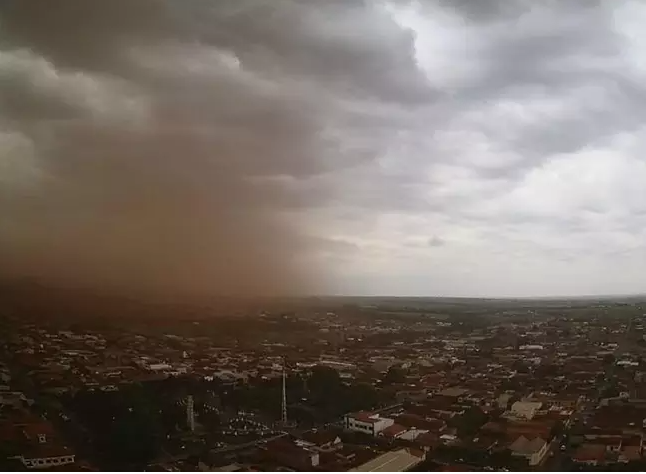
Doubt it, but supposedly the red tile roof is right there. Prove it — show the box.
[301,429,341,447]
[380,424,408,438]
[415,432,440,448]
[395,414,446,432]
[350,411,379,423]
[21,443,74,460]
[572,444,606,464]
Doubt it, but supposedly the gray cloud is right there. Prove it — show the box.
[428,236,446,248]
[1,0,646,298]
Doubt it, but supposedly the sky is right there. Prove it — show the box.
[1,0,646,298]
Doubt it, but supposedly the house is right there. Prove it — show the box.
[344,412,395,436]
[509,401,543,420]
[379,423,408,440]
[497,393,513,410]
[415,432,440,452]
[572,444,607,466]
[395,414,446,433]
[508,435,549,466]
[396,389,428,403]
[587,435,624,453]
[618,445,642,463]
[15,445,76,470]
[4,421,76,470]
[438,387,469,399]
[481,419,553,441]
[197,462,244,472]
[399,428,431,442]
[411,399,466,419]
[301,429,343,452]
[262,437,320,471]
[0,392,28,410]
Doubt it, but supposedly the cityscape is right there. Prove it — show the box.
[1,284,646,471]
[3,0,646,472]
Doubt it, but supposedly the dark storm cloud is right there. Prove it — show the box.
[3,0,416,297]
[3,0,646,298]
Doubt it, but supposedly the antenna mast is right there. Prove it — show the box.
[281,358,288,426]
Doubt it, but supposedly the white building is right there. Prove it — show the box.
[10,433,76,470]
[18,453,76,470]
[399,428,429,441]
[344,412,394,436]
[509,435,549,466]
[519,344,544,351]
[510,401,543,420]
[147,362,172,371]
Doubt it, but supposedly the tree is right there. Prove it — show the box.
[600,384,620,399]
[450,406,488,437]
[489,449,514,468]
[65,384,165,469]
[382,366,406,385]
[309,366,342,396]
[344,383,380,412]
[108,408,162,467]
[511,360,530,374]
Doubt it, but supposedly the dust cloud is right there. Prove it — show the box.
[0,0,333,299]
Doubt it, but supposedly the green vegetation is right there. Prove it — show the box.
[222,365,387,423]
[64,383,169,469]
[449,406,488,437]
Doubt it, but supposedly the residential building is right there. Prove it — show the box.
[345,412,395,436]
[510,401,543,420]
[508,435,549,466]
[262,438,320,471]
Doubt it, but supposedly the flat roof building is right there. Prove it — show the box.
[349,448,423,472]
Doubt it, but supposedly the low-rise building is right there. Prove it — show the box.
[349,448,424,472]
[508,435,549,466]
[262,437,320,471]
[509,401,543,420]
[345,412,395,436]
[301,428,343,452]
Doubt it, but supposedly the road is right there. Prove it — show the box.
[542,437,567,471]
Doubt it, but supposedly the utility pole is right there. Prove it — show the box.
[281,358,288,426]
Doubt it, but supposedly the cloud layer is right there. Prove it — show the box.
[1,0,646,297]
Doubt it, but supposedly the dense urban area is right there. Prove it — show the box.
[2,282,646,471]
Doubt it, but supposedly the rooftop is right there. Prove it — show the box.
[349,448,423,472]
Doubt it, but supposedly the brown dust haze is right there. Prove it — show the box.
[0,0,342,299]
